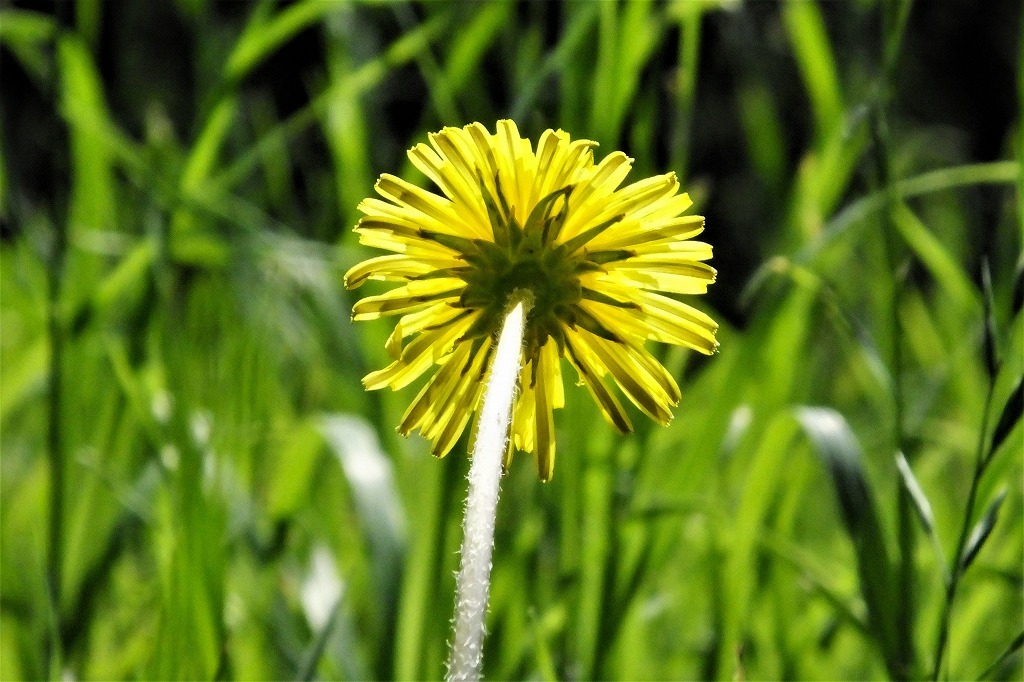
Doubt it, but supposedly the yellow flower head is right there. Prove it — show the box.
[345,120,718,481]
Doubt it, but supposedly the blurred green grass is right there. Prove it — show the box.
[1,0,1022,680]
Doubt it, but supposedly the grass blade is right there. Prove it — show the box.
[803,161,1020,264]
[58,33,116,233]
[894,452,935,538]
[510,2,598,124]
[443,2,512,96]
[180,96,237,195]
[795,407,900,676]
[265,419,323,521]
[718,415,799,677]
[892,203,979,312]
[669,0,705,180]
[0,8,56,83]
[978,631,1024,681]
[988,377,1023,458]
[320,414,405,640]
[759,532,870,639]
[211,13,449,194]
[895,451,948,584]
[958,488,1006,573]
[981,259,1000,376]
[225,0,339,83]
[783,0,843,140]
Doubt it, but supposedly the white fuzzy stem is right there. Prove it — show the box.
[447,302,526,682]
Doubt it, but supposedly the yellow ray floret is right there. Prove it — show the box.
[345,120,718,481]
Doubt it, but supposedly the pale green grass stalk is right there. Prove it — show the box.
[930,378,996,680]
[45,215,66,678]
[931,263,1010,680]
[670,3,702,183]
[875,4,920,675]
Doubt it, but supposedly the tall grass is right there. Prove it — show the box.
[1,1,1021,680]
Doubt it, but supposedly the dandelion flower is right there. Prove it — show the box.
[345,120,718,481]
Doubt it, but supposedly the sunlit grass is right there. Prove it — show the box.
[0,1,1021,680]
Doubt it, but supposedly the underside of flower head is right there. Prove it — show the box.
[345,120,718,481]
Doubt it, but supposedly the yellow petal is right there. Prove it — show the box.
[602,261,717,295]
[545,137,597,198]
[354,221,463,258]
[540,338,564,409]
[628,239,713,259]
[398,340,474,435]
[620,341,681,405]
[575,331,674,425]
[533,354,556,481]
[528,129,568,208]
[495,119,534,223]
[590,215,704,251]
[344,254,465,289]
[630,184,691,222]
[426,341,492,456]
[559,152,634,241]
[633,290,718,351]
[384,303,466,359]
[579,295,716,354]
[362,311,476,390]
[407,142,490,233]
[375,174,486,239]
[429,126,489,193]
[511,364,536,458]
[564,329,632,433]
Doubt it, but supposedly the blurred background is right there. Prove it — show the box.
[1,0,1022,679]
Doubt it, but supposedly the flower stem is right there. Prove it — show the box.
[447,302,526,682]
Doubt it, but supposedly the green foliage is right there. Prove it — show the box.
[1,1,1021,680]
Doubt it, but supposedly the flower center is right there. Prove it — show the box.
[447,178,627,364]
